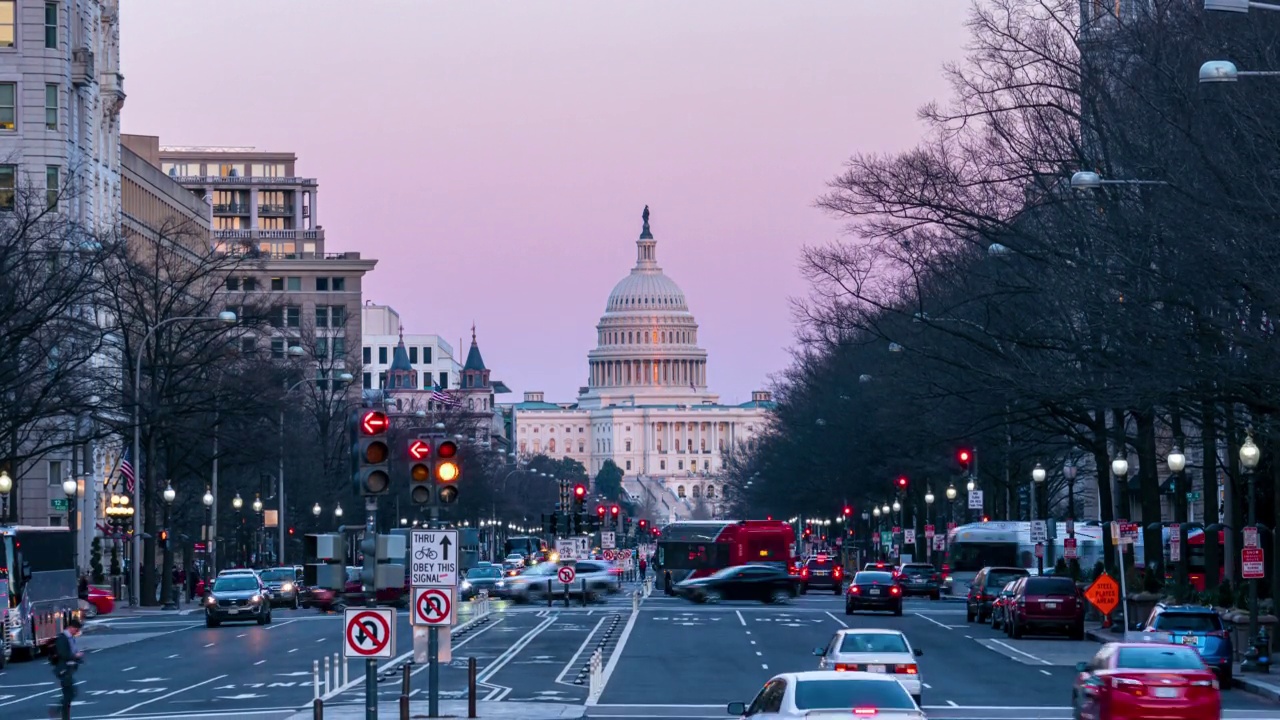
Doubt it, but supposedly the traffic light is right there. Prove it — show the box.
[957,449,972,473]
[843,505,852,517]
[550,514,559,535]
[573,484,587,509]
[354,410,390,495]
[610,504,620,519]
[638,519,648,533]
[651,527,660,537]
[896,476,908,490]
[408,437,433,505]
[624,517,632,534]
[435,439,460,504]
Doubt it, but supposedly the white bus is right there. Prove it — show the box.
[2,525,79,664]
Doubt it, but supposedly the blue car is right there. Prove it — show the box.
[1138,604,1234,684]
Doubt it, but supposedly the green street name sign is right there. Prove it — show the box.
[50,498,69,511]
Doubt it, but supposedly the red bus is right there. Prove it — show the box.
[655,520,796,584]
[1184,527,1226,592]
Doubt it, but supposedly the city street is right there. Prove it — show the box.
[3,592,1280,719]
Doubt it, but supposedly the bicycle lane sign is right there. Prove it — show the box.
[410,530,459,586]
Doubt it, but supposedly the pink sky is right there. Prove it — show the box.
[120,1,969,402]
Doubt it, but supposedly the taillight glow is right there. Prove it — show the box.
[834,566,842,577]
[895,664,918,674]
[1207,630,1228,638]
[834,663,853,671]
[1111,677,1146,695]
[802,568,809,578]
[851,586,861,594]
[1191,678,1219,689]
[889,586,901,596]
[854,709,877,716]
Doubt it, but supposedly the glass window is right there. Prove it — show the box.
[240,337,255,354]
[1116,646,1205,670]
[0,1,13,47]
[332,277,346,291]
[378,347,388,364]
[218,163,246,178]
[422,347,433,364]
[270,277,284,291]
[362,372,371,389]
[438,372,447,389]
[225,277,240,291]
[0,165,14,210]
[45,166,58,208]
[285,306,299,328]
[330,305,346,327]
[838,633,909,654]
[0,83,12,130]
[793,679,915,711]
[316,277,328,292]
[333,337,346,358]
[45,84,58,130]
[316,338,328,358]
[409,347,418,364]
[1152,612,1223,633]
[45,3,57,48]
[315,307,328,328]
[243,277,257,291]
[1024,577,1077,595]
[48,460,62,486]
[362,347,371,364]
[286,277,301,291]
[853,571,895,584]
[271,338,285,359]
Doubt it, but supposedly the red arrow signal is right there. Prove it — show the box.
[360,411,389,435]
[408,439,431,461]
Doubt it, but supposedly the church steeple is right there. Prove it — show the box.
[385,324,418,390]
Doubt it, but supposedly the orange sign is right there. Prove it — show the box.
[1084,573,1120,616]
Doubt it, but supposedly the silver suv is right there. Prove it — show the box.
[504,560,618,603]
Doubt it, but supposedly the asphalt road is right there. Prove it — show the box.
[3,589,1280,720]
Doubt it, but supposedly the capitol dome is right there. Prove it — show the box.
[579,207,713,409]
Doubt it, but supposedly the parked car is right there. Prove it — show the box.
[1136,603,1234,684]
[1072,642,1220,720]
[673,564,799,605]
[897,563,941,600]
[989,580,1020,631]
[1005,575,1085,640]
[966,566,1029,623]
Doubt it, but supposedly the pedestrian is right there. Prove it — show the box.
[49,617,84,719]
[76,575,89,602]
[638,557,647,582]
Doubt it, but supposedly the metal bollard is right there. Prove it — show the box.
[632,590,640,613]
[333,653,340,688]
[547,579,553,607]
[564,579,570,607]
[581,578,588,607]
[468,656,478,718]
[399,664,410,720]
[313,698,324,720]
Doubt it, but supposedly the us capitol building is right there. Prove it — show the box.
[509,208,774,521]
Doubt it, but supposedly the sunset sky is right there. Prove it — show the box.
[120,1,970,402]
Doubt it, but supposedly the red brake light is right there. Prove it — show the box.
[802,568,809,578]
[1207,630,1228,638]
[876,562,885,568]
[834,663,853,671]
[889,586,901,596]
[854,709,877,716]
[834,566,842,578]
[817,554,828,562]
[851,586,861,594]
[895,664,918,674]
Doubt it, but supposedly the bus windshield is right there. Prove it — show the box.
[504,537,542,558]
[948,541,1019,572]
[658,542,730,570]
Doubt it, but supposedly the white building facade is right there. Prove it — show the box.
[511,210,773,521]
[360,302,460,392]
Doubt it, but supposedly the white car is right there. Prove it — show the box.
[503,560,616,602]
[727,671,925,719]
[813,628,925,706]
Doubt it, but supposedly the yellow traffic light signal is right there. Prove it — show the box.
[436,440,460,504]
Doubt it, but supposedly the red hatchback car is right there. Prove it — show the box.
[1006,575,1085,640]
[1072,642,1220,720]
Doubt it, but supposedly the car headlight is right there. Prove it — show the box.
[461,581,472,590]
[250,594,262,604]
[282,583,294,592]
[495,581,505,588]
[206,596,217,606]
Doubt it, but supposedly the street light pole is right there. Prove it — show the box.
[202,488,213,579]
[62,475,78,573]
[161,482,177,610]
[1167,447,1188,599]
[1031,464,1046,574]
[1239,432,1268,673]
[232,493,244,565]
[131,312,237,605]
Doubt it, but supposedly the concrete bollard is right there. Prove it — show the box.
[632,590,640,613]
[333,653,340,688]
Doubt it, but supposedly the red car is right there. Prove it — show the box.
[1072,642,1220,720]
[1006,575,1085,640]
[83,587,115,617]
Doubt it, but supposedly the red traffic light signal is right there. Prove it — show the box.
[896,476,908,489]
[596,505,606,517]
[957,449,972,465]
[638,519,648,530]
[610,505,620,517]
[843,505,852,516]
[360,411,389,435]
[573,484,587,500]
[651,527,660,537]
[437,440,458,459]
[408,439,431,460]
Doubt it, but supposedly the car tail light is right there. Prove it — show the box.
[1207,630,1228,638]
[931,573,939,582]
[834,663,854,671]
[851,586,861,594]
[1191,678,1219,689]
[895,664,918,674]
[834,566,843,578]
[802,568,809,578]
[876,562,885,569]
[1111,677,1146,695]
[889,586,901,596]
[853,709,877,716]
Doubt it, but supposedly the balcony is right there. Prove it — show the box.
[259,204,294,215]
[102,71,125,111]
[71,48,95,88]
[215,229,320,242]
[172,176,318,187]
[213,203,250,215]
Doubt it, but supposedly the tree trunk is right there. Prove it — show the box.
[1091,407,1117,578]
[1201,399,1221,593]
[1136,408,1162,571]
[1225,408,1240,586]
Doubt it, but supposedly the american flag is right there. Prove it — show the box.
[120,448,136,494]
[431,384,459,406]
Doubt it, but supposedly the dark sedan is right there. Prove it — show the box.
[674,564,799,604]
[845,571,903,616]
[460,564,505,600]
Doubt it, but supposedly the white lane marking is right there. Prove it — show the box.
[264,618,298,631]
[588,605,642,707]
[915,613,952,631]
[476,615,558,700]
[110,674,227,716]
[315,638,324,643]
[0,682,55,688]
[254,660,266,666]
[237,634,246,638]
[826,611,848,628]
[166,654,179,659]
[964,635,973,639]
[761,664,768,669]
[922,683,932,689]
[989,638,1053,665]
[947,700,959,707]
[1040,669,1053,676]
[204,643,214,648]
[556,615,608,687]
[749,640,756,645]
[288,648,298,653]
[735,611,746,626]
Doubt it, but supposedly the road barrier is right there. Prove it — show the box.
[632,590,641,613]
[587,648,604,701]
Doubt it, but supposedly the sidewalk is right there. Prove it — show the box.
[1084,622,1280,702]
[286,700,584,720]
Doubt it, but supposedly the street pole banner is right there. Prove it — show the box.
[410,530,458,586]
[344,608,395,659]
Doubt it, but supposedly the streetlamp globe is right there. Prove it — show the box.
[966,479,975,493]
[1167,448,1187,474]
[287,345,304,357]
[1032,463,1047,483]
[0,470,11,494]
[881,504,890,515]
[1063,462,1078,481]
[202,490,214,507]
[946,484,957,501]
[892,501,901,513]
[1111,456,1129,477]
[925,490,935,505]
[334,505,343,518]
[1240,433,1262,470]
[1070,171,1102,190]
[216,310,238,324]
[337,372,354,383]
[858,374,873,384]
[252,495,263,513]
[62,477,77,498]
[232,493,243,511]
[162,483,176,504]
[312,502,322,517]
[872,507,881,518]
[1199,60,1239,84]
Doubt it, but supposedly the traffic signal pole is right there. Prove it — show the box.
[428,506,441,718]
[362,496,377,720]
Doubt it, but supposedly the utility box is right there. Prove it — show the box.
[374,563,405,591]
[305,563,346,591]
[305,533,344,561]
[377,534,406,561]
